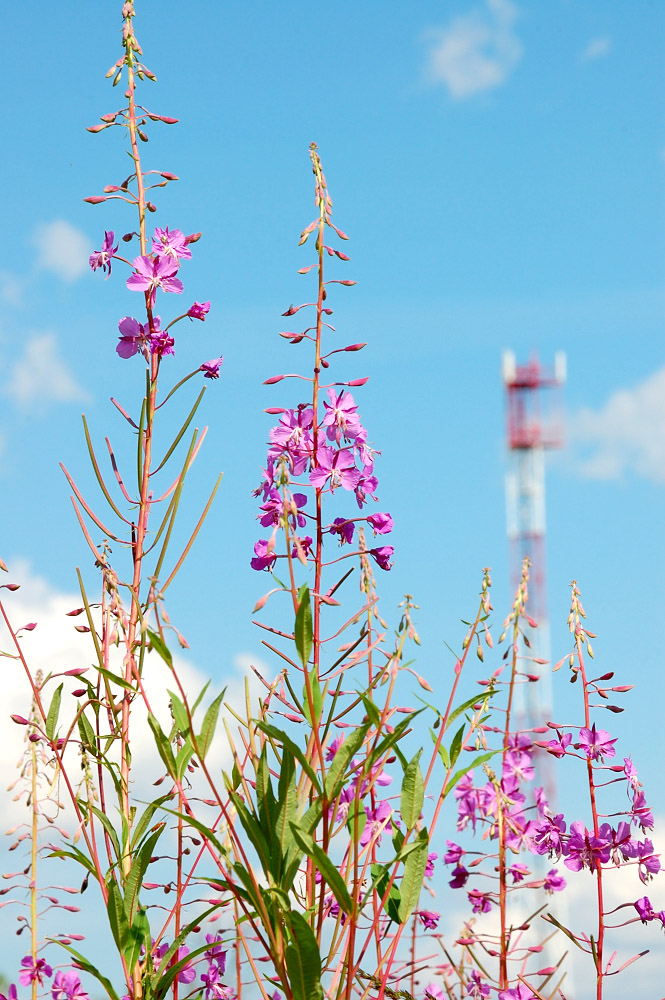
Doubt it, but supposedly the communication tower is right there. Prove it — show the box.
[502,351,566,793]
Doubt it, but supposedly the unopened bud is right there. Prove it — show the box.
[476,643,484,662]
[83,196,106,205]
[86,123,110,134]
[184,232,202,244]
[138,129,148,142]
[10,715,29,726]
[103,185,120,193]
[146,201,157,212]
[161,172,179,181]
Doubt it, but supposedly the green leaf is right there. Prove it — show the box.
[196,689,225,761]
[46,683,63,742]
[290,824,353,915]
[52,942,119,1000]
[371,863,401,923]
[125,906,151,973]
[400,750,424,830]
[449,723,465,769]
[123,825,164,925]
[324,724,369,801]
[78,709,98,756]
[175,735,195,781]
[302,673,322,727]
[447,691,491,730]
[398,827,429,923]
[97,663,134,691]
[255,721,322,794]
[294,583,313,667]
[285,911,323,1000]
[147,713,176,778]
[230,791,274,877]
[444,750,500,801]
[147,629,173,668]
[131,796,171,851]
[167,688,190,735]
[346,801,367,843]
[274,751,298,878]
[106,879,130,951]
[91,806,121,865]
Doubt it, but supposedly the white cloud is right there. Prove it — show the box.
[0,562,272,828]
[0,269,26,307]
[568,366,665,484]
[425,0,522,99]
[579,35,612,63]
[31,220,90,283]
[3,332,89,409]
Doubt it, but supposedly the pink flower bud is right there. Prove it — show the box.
[21,622,37,631]
[10,715,29,725]
[72,689,87,698]
[263,375,286,384]
[158,116,179,124]
[65,667,87,675]
[185,232,202,243]
[344,343,366,351]
[103,185,121,193]
[65,608,85,616]
[161,172,179,180]
[87,123,111,133]
[0,583,20,591]
[84,196,107,204]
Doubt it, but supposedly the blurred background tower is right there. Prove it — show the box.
[502,350,566,801]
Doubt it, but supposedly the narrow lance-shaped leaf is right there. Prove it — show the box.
[400,750,424,830]
[196,689,225,760]
[397,827,429,923]
[285,911,323,1000]
[294,583,313,667]
[290,823,353,915]
[46,683,63,743]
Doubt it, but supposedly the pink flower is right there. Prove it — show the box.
[126,254,184,306]
[418,909,440,930]
[367,512,393,535]
[250,539,276,572]
[369,546,394,571]
[188,300,211,321]
[19,956,53,987]
[152,226,192,261]
[89,230,118,276]
[576,723,617,762]
[200,355,223,379]
[52,971,89,1000]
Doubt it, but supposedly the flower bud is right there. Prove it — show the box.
[84,196,107,204]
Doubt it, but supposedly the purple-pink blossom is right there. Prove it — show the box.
[188,300,211,320]
[360,800,392,847]
[543,868,566,893]
[369,546,394,571]
[200,355,223,379]
[19,956,53,987]
[367,512,393,535]
[418,909,440,930]
[310,446,361,492]
[330,517,355,545]
[466,971,491,998]
[564,821,611,873]
[52,971,89,1000]
[126,254,184,306]
[468,889,492,914]
[89,230,118,277]
[152,226,192,261]
[576,723,617,762]
[250,539,276,572]
[322,389,362,443]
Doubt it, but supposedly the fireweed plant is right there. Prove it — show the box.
[0,4,662,1000]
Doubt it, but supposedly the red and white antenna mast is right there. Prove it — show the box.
[502,351,566,784]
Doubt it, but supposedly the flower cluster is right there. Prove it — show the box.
[0,957,90,1000]
[251,389,393,572]
[89,225,221,375]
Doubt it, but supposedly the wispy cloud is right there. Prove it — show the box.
[568,366,665,484]
[2,332,90,410]
[30,219,90,283]
[424,0,522,100]
[579,35,612,64]
[0,269,26,307]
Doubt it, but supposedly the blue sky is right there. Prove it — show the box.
[1,0,664,990]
